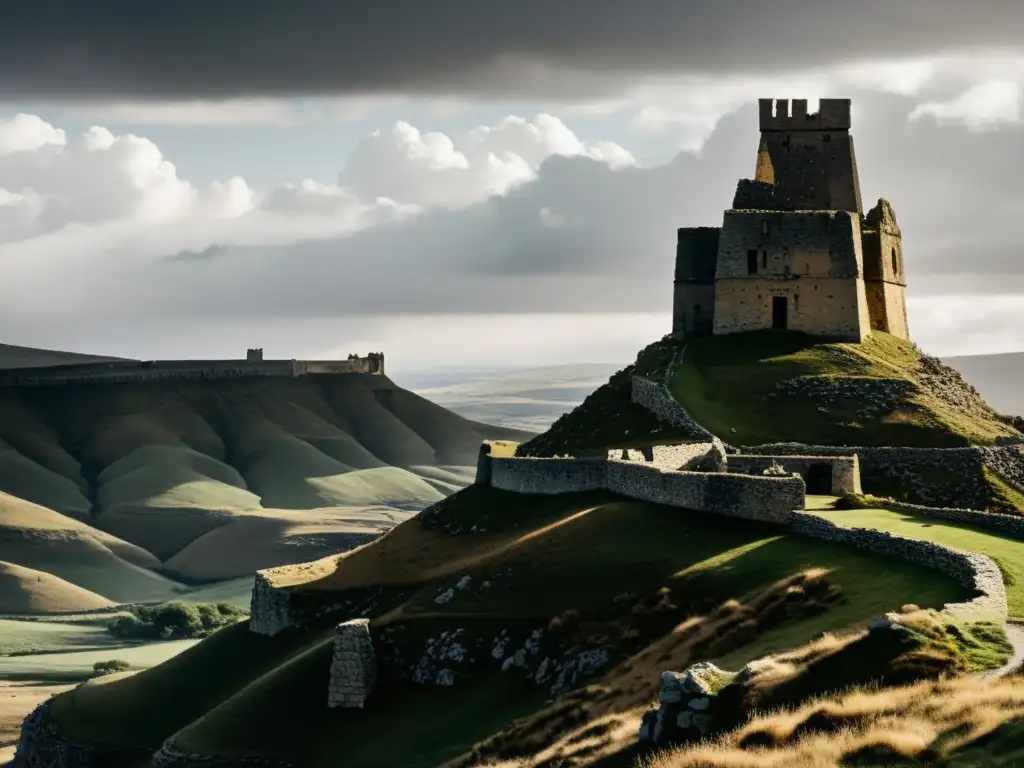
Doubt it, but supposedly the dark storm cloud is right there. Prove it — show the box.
[2,1,1024,99]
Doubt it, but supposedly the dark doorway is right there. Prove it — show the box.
[747,250,758,274]
[771,296,788,329]
[806,463,833,495]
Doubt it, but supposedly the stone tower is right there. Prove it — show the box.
[671,98,910,343]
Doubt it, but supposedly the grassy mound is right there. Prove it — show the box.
[46,485,970,764]
[0,491,186,604]
[0,561,115,615]
[671,330,1017,447]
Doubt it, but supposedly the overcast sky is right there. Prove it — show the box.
[2,2,1024,377]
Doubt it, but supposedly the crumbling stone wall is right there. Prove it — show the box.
[0,353,385,387]
[486,454,805,524]
[864,498,1024,538]
[607,441,726,473]
[630,375,716,441]
[489,457,608,495]
[727,454,862,495]
[791,512,1007,621]
[743,443,991,508]
[327,619,377,708]
[248,572,298,637]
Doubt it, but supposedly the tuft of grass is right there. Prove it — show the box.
[669,330,1016,447]
[646,674,1024,768]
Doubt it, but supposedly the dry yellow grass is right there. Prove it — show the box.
[645,675,1024,768]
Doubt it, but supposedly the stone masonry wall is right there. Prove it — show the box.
[856,499,1024,540]
[0,355,384,387]
[248,572,298,637]
[631,375,716,441]
[727,454,862,495]
[607,442,724,472]
[791,512,1007,621]
[327,619,377,708]
[487,455,805,524]
[742,443,990,508]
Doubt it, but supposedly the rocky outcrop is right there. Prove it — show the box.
[638,662,733,747]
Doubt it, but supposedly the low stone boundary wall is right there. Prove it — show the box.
[327,619,377,708]
[727,454,862,496]
[861,499,1024,540]
[490,457,609,495]
[791,512,1007,621]
[487,455,805,524]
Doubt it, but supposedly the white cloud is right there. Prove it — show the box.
[0,113,66,154]
[332,114,633,209]
[0,115,264,241]
[910,80,1021,130]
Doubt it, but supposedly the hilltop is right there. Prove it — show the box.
[0,355,529,614]
[520,332,1019,458]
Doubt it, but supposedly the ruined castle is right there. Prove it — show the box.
[672,98,910,343]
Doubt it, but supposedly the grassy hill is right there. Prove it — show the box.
[41,485,977,766]
[16,330,1024,767]
[519,331,1019,458]
[0,366,528,612]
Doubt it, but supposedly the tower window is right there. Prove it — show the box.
[747,250,758,274]
[762,220,770,236]
[891,247,899,275]
[761,251,767,269]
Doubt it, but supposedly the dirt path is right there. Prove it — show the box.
[0,680,75,764]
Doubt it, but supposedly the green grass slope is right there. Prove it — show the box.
[672,331,1017,447]
[520,331,1019,458]
[45,485,969,765]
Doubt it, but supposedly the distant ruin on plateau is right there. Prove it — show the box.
[0,351,386,386]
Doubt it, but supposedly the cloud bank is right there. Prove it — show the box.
[4,86,1024,362]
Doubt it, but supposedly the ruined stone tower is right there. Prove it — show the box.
[672,98,909,343]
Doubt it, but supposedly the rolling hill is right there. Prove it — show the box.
[0,345,531,614]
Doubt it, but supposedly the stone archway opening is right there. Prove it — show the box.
[806,463,833,495]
